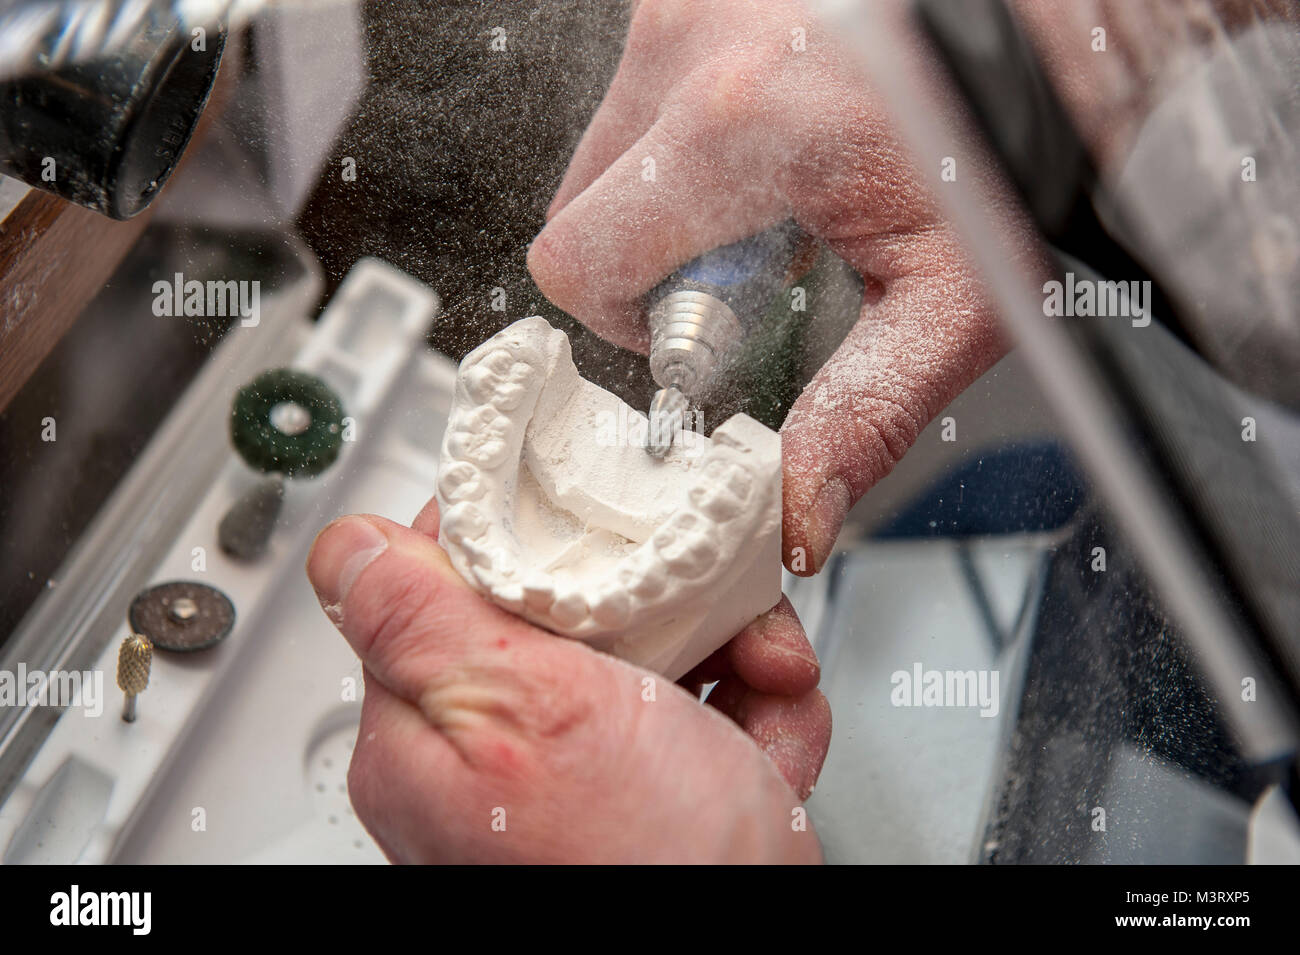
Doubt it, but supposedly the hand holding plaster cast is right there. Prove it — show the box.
[436,317,781,681]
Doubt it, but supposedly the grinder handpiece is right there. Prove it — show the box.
[645,220,803,457]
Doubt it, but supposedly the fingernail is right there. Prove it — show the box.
[307,516,389,609]
[805,477,850,573]
[761,638,821,681]
[766,638,820,675]
[755,606,819,672]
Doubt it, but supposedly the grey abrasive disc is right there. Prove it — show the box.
[128,580,236,652]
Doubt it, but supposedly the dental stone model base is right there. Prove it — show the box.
[435,317,781,682]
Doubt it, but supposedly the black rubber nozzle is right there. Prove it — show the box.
[0,10,226,220]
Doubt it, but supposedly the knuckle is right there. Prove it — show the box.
[629,0,695,43]
[452,657,601,742]
[849,394,924,478]
[792,388,924,492]
[356,560,442,663]
[691,55,779,129]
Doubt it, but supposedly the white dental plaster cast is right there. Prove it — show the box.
[435,317,782,682]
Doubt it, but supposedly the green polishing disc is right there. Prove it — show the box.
[230,368,345,478]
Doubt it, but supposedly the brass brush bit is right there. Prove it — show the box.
[117,634,153,723]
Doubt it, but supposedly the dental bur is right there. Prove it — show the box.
[646,220,802,457]
[117,633,152,722]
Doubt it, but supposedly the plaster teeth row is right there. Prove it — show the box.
[441,502,488,546]
[617,549,667,600]
[437,460,485,504]
[434,317,777,649]
[688,458,753,520]
[437,326,544,560]
[464,350,534,412]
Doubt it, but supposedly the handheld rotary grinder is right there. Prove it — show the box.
[645,220,804,457]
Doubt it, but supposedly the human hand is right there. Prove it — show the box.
[306,501,831,864]
[527,0,1011,575]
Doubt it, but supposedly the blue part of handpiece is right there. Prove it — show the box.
[676,222,798,289]
[657,219,801,335]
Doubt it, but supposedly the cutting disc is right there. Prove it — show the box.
[128,580,236,652]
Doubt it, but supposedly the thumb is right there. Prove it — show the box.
[305,514,548,709]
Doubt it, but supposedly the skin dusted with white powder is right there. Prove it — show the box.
[436,317,782,681]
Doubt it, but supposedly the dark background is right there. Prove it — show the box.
[298,0,644,390]
[0,0,637,645]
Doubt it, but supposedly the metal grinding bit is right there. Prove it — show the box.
[129,581,236,652]
[646,385,690,459]
[117,634,152,723]
[644,222,802,457]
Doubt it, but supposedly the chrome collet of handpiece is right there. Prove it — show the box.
[645,290,744,457]
[643,221,802,459]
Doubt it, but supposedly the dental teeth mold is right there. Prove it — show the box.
[435,317,782,681]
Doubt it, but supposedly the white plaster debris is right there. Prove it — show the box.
[435,317,782,681]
